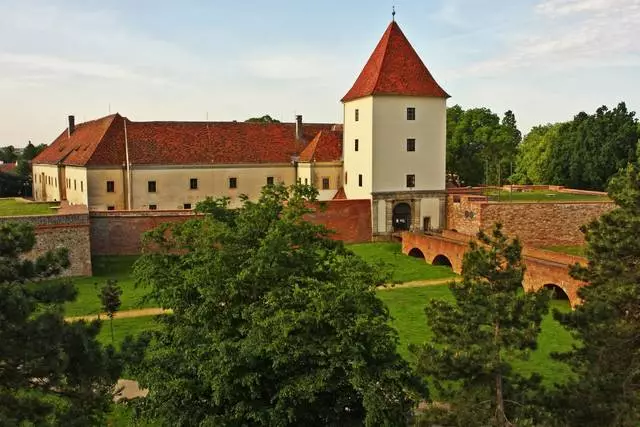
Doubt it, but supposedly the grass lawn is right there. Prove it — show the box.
[541,245,586,257]
[486,189,609,203]
[0,198,58,216]
[348,242,457,283]
[97,315,161,348]
[60,255,155,317]
[377,285,576,386]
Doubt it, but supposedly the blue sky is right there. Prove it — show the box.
[1,0,638,146]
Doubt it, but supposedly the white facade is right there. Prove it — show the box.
[343,97,374,200]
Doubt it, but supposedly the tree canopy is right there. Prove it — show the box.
[0,222,121,426]
[245,114,281,123]
[130,184,425,426]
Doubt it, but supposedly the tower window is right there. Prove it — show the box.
[229,177,237,189]
[149,204,157,210]
[407,138,416,152]
[106,181,115,192]
[183,203,192,209]
[107,205,115,211]
[345,171,348,185]
[358,174,363,187]
[355,109,359,122]
[148,181,156,193]
[355,139,359,152]
[407,107,416,121]
[322,177,330,190]
[80,181,83,192]
[190,178,198,190]
[406,174,416,188]
[266,176,274,186]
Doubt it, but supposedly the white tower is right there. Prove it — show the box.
[342,20,449,237]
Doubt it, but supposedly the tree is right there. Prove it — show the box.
[22,141,38,161]
[130,184,425,426]
[245,114,281,123]
[99,279,123,343]
[0,171,31,197]
[0,222,121,426]
[512,124,559,184]
[0,145,18,163]
[549,162,640,426]
[412,224,549,426]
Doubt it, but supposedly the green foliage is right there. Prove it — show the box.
[0,145,18,163]
[412,224,549,426]
[447,105,521,186]
[99,279,123,343]
[244,114,281,123]
[22,141,47,161]
[0,222,121,426]
[129,183,425,426]
[0,171,31,197]
[550,163,640,426]
[513,124,559,184]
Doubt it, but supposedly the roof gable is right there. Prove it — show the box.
[298,130,343,162]
[341,21,449,102]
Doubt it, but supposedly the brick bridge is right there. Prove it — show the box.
[402,231,587,307]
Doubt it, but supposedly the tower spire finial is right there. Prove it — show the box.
[392,5,396,21]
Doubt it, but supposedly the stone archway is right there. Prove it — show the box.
[393,202,411,231]
[432,254,453,268]
[543,283,570,301]
[408,248,425,259]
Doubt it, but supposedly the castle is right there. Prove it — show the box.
[32,20,449,238]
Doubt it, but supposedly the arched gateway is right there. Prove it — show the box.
[393,203,411,231]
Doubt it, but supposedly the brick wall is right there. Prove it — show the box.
[0,213,92,276]
[446,194,484,236]
[481,202,614,246]
[91,200,372,255]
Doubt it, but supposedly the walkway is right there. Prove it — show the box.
[65,307,170,322]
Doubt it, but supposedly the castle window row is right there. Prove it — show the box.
[353,106,416,122]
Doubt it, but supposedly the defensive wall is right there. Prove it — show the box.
[90,199,372,256]
[402,230,587,306]
[446,186,615,246]
[0,203,93,277]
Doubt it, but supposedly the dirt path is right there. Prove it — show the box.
[65,307,171,322]
[376,278,456,290]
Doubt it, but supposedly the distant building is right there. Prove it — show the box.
[32,20,448,237]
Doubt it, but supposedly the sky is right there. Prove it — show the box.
[0,0,639,146]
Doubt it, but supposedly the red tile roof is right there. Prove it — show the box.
[0,163,17,174]
[298,130,343,162]
[341,21,449,102]
[34,114,339,167]
[332,187,347,200]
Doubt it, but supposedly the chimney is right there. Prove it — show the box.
[67,115,75,137]
[295,115,303,141]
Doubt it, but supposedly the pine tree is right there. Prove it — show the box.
[412,224,549,426]
[0,222,121,426]
[99,279,123,343]
[550,163,640,426]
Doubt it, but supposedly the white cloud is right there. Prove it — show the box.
[459,0,640,77]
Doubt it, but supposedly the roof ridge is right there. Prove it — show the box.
[370,22,394,99]
[82,114,120,165]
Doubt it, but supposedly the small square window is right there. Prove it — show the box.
[355,139,359,152]
[358,174,363,187]
[149,204,157,210]
[148,181,156,193]
[183,203,192,209]
[355,109,359,122]
[190,178,198,190]
[106,181,115,192]
[266,176,274,186]
[406,174,416,188]
[229,177,237,189]
[322,177,330,190]
[407,107,416,121]
[407,138,416,152]
[107,205,115,211]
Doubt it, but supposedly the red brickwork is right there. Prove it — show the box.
[91,200,372,255]
[402,232,587,307]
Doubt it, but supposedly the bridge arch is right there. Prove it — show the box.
[432,254,453,268]
[408,248,425,259]
[543,283,570,301]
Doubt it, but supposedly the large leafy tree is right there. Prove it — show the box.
[130,184,425,426]
[412,225,549,426]
[512,124,559,185]
[245,114,281,123]
[550,162,640,426]
[0,222,121,426]
[447,106,521,186]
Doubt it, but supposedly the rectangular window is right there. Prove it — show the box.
[148,181,156,193]
[190,178,198,190]
[107,205,115,211]
[322,177,330,190]
[355,109,359,122]
[229,177,237,189]
[304,178,308,185]
[80,181,83,192]
[74,180,76,190]
[406,174,416,188]
[183,203,192,209]
[355,139,359,152]
[266,176,274,186]
[407,107,416,120]
[149,204,157,210]
[407,138,416,152]
[106,181,115,192]
[55,178,57,187]
[358,174,363,187]
[344,171,348,185]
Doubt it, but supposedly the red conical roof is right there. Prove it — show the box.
[341,21,449,102]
